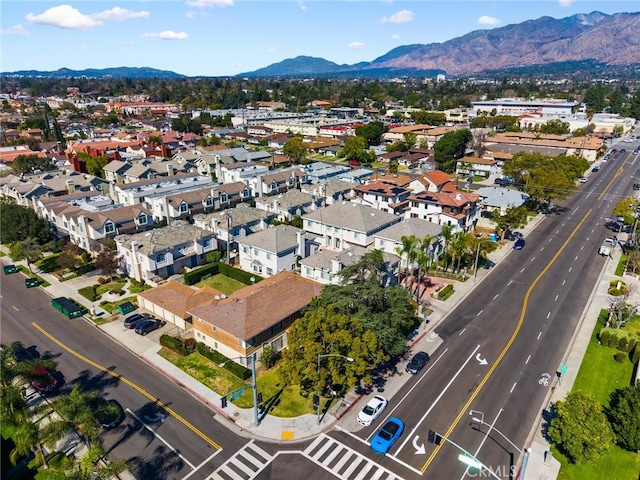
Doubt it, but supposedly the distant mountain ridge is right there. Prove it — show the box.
[1,66,185,79]
[239,11,640,77]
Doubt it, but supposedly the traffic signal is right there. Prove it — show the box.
[221,396,227,408]
[313,394,320,408]
[428,429,442,445]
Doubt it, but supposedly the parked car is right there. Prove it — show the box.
[579,176,587,183]
[9,341,32,363]
[357,395,388,426]
[28,366,58,393]
[95,399,125,428]
[482,260,495,270]
[513,238,525,250]
[634,184,640,191]
[123,313,147,329]
[3,264,18,274]
[370,417,405,454]
[134,319,165,335]
[592,166,600,172]
[406,351,429,374]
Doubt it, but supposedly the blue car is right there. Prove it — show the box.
[514,238,525,250]
[370,417,404,454]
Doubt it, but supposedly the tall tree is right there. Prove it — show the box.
[607,382,640,452]
[433,129,473,172]
[355,121,387,146]
[9,238,43,273]
[0,202,51,244]
[10,154,55,175]
[282,135,308,163]
[94,249,119,280]
[492,206,529,240]
[548,392,615,464]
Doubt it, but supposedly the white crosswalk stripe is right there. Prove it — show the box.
[303,434,402,480]
[207,440,272,480]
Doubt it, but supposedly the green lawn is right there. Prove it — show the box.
[35,254,60,273]
[99,295,138,314]
[95,279,127,297]
[623,314,640,337]
[615,253,627,277]
[195,274,246,295]
[557,309,639,479]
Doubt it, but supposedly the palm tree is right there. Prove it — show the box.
[440,225,454,271]
[449,232,469,274]
[395,235,418,287]
[54,445,130,480]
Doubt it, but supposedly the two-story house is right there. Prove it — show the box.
[109,173,214,206]
[405,190,480,232]
[254,189,319,223]
[351,180,412,215]
[249,168,307,198]
[115,220,217,282]
[302,201,402,251]
[188,272,323,368]
[218,161,270,184]
[455,156,498,180]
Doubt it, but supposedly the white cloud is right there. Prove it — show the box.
[185,10,197,19]
[25,4,149,30]
[558,0,574,6]
[391,34,400,40]
[26,5,102,29]
[141,30,188,40]
[265,48,277,54]
[186,0,233,7]
[92,7,150,22]
[380,10,414,24]
[349,41,365,49]
[297,0,307,11]
[1,24,29,36]
[477,15,500,26]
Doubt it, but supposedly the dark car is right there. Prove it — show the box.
[95,399,125,428]
[3,264,18,274]
[406,351,429,374]
[482,260,495,270]
[634,184,640,191]
[123,313,147,329]
[514,238,525,250]
[134,319,165,336]
[370,417,405,454]
[9,341,32,363]
[592,166,600,172]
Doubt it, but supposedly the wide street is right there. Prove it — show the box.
[2,139,639,480]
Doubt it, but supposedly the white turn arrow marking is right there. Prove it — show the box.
[476,353,488,365]
[413,435,425,455]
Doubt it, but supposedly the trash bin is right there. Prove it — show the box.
[117,302,136,315]
[489,233,499,242]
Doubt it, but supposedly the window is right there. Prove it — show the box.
[203,238,212,248]
[104,221,115,234]
[156,253,166,263]
[243,246,249,254]
[205,196,214,207]
[179,203,188,214]
[379,239,385,246]
[270,181,278,191]
[220,193,228,204]
[266,253,272,260]
[253,248,259,256]
[304,267,312,276]
[242,188,250,198]
[252,264,263,273]
[354,232,360,239]
[138,213,147,225]
[266,267,273,275]
[271,336,284,352]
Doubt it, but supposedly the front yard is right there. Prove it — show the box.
[195,274,247,295]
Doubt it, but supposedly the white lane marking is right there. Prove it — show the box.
[562,280,566,286]
[580,245,584,251]
[520,268,525,273]
[181,449,224,479]
[548,238,552,242]
[540,247,544,251]
[460,409,504,480]
[531,257,536,262]
[555,294,559,301]
[575,256,579,261]
[569,267,572,272]
[572,206,580,214]
[537,332,542,340]
[127,408,196,469]
[459,328,466,336]
[493,294,499,300]
[508,280,513,286]
[547,312,551,319]
[395,345,481,455]
[510,383,517,394]
[477,310,484,317]
[586,236,590,241]
[525,355,531,364]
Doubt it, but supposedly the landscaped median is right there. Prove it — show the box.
[548,310,640,480]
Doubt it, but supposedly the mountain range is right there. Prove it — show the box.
[2,11,639,79]
[240,11,640,78]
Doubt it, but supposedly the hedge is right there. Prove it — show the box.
[632,344,640,364]
[437,284,455,301]
[184,263,219,285]
[74,263,95,275]
[218,263,263,285]
[78,285,99,302]
[160,335,196,356]
[195,342,252,380]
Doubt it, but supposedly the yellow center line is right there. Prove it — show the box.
[33,322,222,450]
[421,209,592,474]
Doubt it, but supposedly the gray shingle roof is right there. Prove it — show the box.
[303,201,400,233]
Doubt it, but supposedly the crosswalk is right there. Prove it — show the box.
[303,434,402,480]
[207,435,402,480]
[207,440,273,480]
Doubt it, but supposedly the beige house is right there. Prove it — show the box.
[137,281,220,330]
[188,272,323,367]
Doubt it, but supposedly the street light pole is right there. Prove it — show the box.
[220,355,259,426]
[470,411,530,480]
[316,353,354,425]
[473,239,494,280]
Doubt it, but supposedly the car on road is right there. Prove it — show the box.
[634,184,640,191]
[134,319,165,335]
[8,341,32,363]
[592,166,600,172]
[123,313,147,329]
[482,260,495,269]
[620,148,627,153]
[95,399,125,428]
[514,238,526,250]
[370,417,404,454]
[579,176,587,183]
[406,351,429,374]
[357,395,388,426]
[28,366,58,393]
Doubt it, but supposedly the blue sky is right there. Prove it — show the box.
[1,1,637,77]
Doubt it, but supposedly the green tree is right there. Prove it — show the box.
[612,197,640,227]
[433,129,472,172]
[548,392,615,464]
[539,119,570,135]
[93,249,119,281]
[282,135,308,163]
[583,86,606,113]
[0,202,51,244]
[339,136,369,162]
[395,235,419,281]
[492,206,529,240]
[607,382,640,452]
[410,110,446,126]
[85,155,109,178]
[10,154,54,175]
[355,121,387,146]
[9,238,43,273]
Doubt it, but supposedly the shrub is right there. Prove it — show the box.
[97,277,108,285]
[626,337,637,354]
[437,284,455,301]
[608,330,620,349]
[195,342,251,380]
[599,329,611,346]
[184,263,220,285]
[78,285,99,302]
[618,336,629,353]
[74,263,95,275]
[632,344,640,364]
[159,335,196,356]
[614,352,627,363]
[219,263,263,285]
